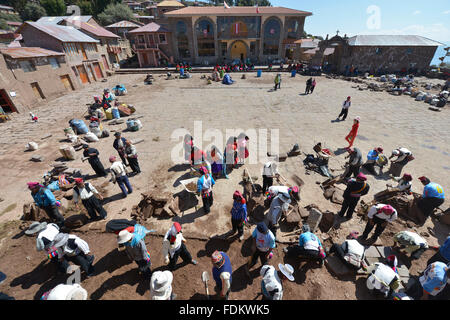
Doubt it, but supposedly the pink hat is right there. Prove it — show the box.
[382,205,395,215]
[356,173,367,181]
[173,222,182,233]
[27,182,40,189]
[74,178,84,184]
[200,166,208,175]
[291,186,299,193]
[109,155,117,162]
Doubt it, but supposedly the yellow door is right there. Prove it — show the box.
[60,75,74,91]
[231,41,247,60]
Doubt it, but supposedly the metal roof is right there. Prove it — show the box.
[165,6,312,17]
[129,22,170,33]
[23,22,99,43]
[348,35,444,47]
[106,20,142,28]
[303,47,335,56]
[36,16,93,25]
[64,20,119,39]
[295,38,320,48]
[1,47,65,59]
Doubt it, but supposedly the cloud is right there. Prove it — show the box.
[443,10,450,14]
[413,10,421,15]
[362,23,450,43]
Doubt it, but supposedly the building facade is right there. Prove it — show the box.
[314,34,443,74]
[151,6,313,65]
[18,22,106,87]
[0,47,79,113]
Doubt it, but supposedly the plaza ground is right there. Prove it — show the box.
[0,71,448,300]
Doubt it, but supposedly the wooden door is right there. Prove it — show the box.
[80,44,88,60]
[60,75,74,91]
[77,65,89,84]
[141,52,149,66]
[88,65,96,81]
[93,63,103,79]
[231,41,247,60]
[0,89,16,113]
[31,82,45,100]
[102,55,109,70]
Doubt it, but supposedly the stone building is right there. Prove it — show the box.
[136,5,312,66]
[0,47,79,113]
[314,34,443,74]
[18,21,106,87]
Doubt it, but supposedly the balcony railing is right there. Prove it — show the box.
[133,43,159,50]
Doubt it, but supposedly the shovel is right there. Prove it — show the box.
[201,271,210,300]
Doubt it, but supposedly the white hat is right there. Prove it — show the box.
[278,263,295,281]
[46,284,88,300]
[117,230,133,245]
[25,222,47,236]
[52,233,69,248]
[150,271,173,300]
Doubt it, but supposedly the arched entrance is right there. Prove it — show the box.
[230,40,247,61]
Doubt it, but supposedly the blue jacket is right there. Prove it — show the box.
[423,182,445,199]
[32,187,56,208]
[197,175,215,193]
[367,150,379,161]
[212,252,232,290]
[231,201,247,221]
[440,236,450,261]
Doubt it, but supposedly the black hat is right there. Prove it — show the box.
[114,132,121,137]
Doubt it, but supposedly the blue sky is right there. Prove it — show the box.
[272,0,449,64]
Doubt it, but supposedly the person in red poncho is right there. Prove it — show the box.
[345,117,360,148]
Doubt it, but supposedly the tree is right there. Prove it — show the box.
[91,0,121,17]
[40,0,66,16]
[11,0,27,15]
[75,0,94,15]
[20,3,47,21]
[97,3,134,26]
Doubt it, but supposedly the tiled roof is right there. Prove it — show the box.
[0,47,65,59]
[21,22,99,43]
[165,6,312,16]
[129,22,170,33]
[348,35,444,47]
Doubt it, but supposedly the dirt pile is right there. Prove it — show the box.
[131,189,180,223]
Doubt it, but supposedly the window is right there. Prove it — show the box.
[48,57,60,69]
[263,18,281,55]
[176,21,190,58]
[159,34,167,43]
[375,48,382,54]
[196,19,215,57]
[221,42,227,56]
[250,41,256,56]
[406,48,413,54]
[19,60,36,72]
[286,19,299,40]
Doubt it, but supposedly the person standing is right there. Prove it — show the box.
[337,96,352,121]
[388,147,413,177]
[262,161,279,193]
[211,251,232,300]
[28,182,65,228]
[247,222,276,273]
[113,132,128,166]
[82,144,107,177]
[124,139,140,174]
[338,173,370,220]
[117,228,152,279]
[150,271,176,300]
[360,204,398,243]
[230,191,247,242]
[208,145,228,179]
[345,117,360,148]
[109,155,132,198]
[265,192,291,238]
[260,264,295,300]
[417,176,445,220]
[274,73,281,91]
[237,134,249,165]
[305,77,312,94]
[283,224,325,266]
[72,178,107,221]
[343,147,363,179]
[310,78,317,93]
[162,222,197,270]
[197,166,215,214]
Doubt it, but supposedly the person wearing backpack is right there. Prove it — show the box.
[366,262,401,298]
[72,178,107,221]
